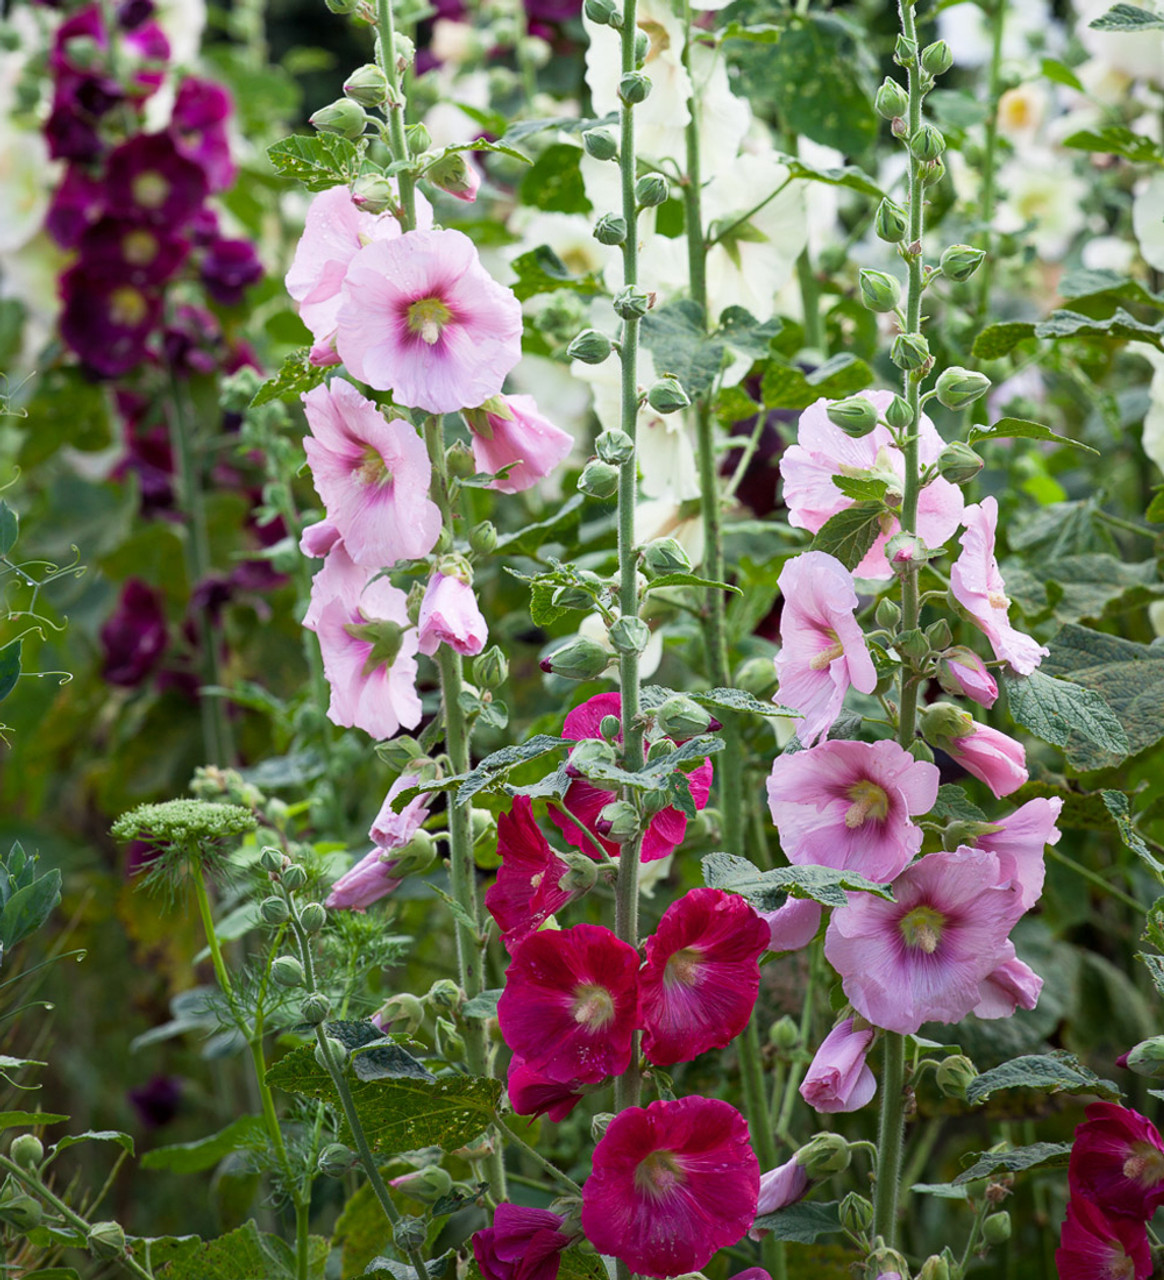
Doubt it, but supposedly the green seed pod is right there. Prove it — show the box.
[937,441,985,485]
[618,71,651,104]
[301,993,332,1025]
[635,173,669,208]
[642,536,691,574]
[891,331,930,371]
[983,1212,1012,1246]
[582,127,618,160]
[859,268,902,313]
[597,429,635,465]
[936,366,991,410]
[596,800,640,843]
[875,197,908,243]
[935,1053,978,1100]
[343,63,388,107]
[875,76,909,119]
[826,395,879,437]
[647,377,691,414]
[318,1142,358,1178]
[271,955,306,988]
[613,286,651,319]
[578,459,621,499]
[608,616,651,655]
[259,895,291,925]
[87,1220,126,1258]
[309,98,368,140]
[939,243,987,282]
[541,637,611,680]
[921,40,954,76]
[594,214,628,245]
[568,328,614,364]
[299,901,327,934]
[473,645,509,689]
[656,695,714,739]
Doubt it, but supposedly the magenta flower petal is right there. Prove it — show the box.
[507,1057,587,1123]
[417,572,487,657]
[799,1017,878,1113]
[1056,1196,1152,1280]
[473,1203,571,1280]
[325,846,403,911]
[1068,1103,1164,1221]
[639,887,770,1066]
[469,394,573,492]
[485,797,576,953]
[581,1096,760,1279]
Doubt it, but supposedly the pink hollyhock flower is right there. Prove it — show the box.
[325,846,404,911]
[937,646,999,709]
[782,391,965,579]
[824,846,1028,1035]
[975,955,1043,1018]
[951,497,1048,675]
[751,1158,809,1234]
[548,692,712,863]
[1069,1103,1164,1221]
[303,540,368,632]
[974,796,1064,911]
[948,722,1028,798]
[497,923,640,1084]
[757,897,822,952]
[301,379,441,568]
[1056,1196,1152,1280]
[285,184,433,346]
[775,552,878,747]
[299,518,341,559]
[766,738,939,882]
[507,1057,587,1123]
[467,395,574,493]
[370,773,429,850]
[315,573,422,740]
[731,1271,772,1280]
[417,569,487,657]
[486,798,577,954]
[799,1017,877,1114]
[580,1096,760,1279]
[336,228,523,415]
[473,1203,572,1280]
[639,887,770,1066]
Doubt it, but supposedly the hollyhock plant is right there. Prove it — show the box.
[580,1096,760,1279]
[417,569,488,657]
[757,896,822,953]
[639,887,769,1066]
[485,797,576,953]
[937,646,999,709]
[497,923,640,1083]
[548,692,712,862]
[973,796,1064,911]
[472,1203,572,1280]
[1069,1103,1164,1220]
[507,1057,587,1123]
[781,391,965,579]
[825,846,1029,1035]
[774,551,878,746]
[765,738,940,882]
[301,378,441,569]
[799,1017,878,1114]
[466,394,574,493]
[335,228,524,415]
[1056,1196,1152,1280]
[950,496,1048,675]
[974,955,1043,1019]
[77,217,190,287]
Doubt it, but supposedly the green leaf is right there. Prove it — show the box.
[809,502,884,571]
[971,321,1037,359]
[51,1130,133,1158]
[0,1111,68,1130]
[965,1052,1121,1105]
[519,144,591,213]
[1058,268,1164,309]
[20,1270,82,1279]
[1041,57,1084,91]
[832,475,889,503]
[267,1049,502,1155]
[689,687,799,719]
[927,784,987,825]
[1035,308,1164,350]
[150,1221,307,1279]
[365,1251,454,1280]
[453,735,571,804]
[266,133,363,191]
[715,306,783,359]
[1102,790,1164,879]
[0,863,61,952]
[953,1142,1072,1184]
[719,20,784,42]
[1062,126,1164,164]
[779,156,883,198]
[640,300,724,399]
[1138,952,1164,997]
[0,500,18,557]
[968,416,1097,454]
[142,1116,268,1173]
[760,352,873,410]
[750,1200,843,1243]
[510,245,604,302]
[1003,670,1128,768]
[703,851,892,910]
[494,494,585,557]
[249,348,329,408]
[0,637,21,704]
[644,572,742,595]
[324,1021,435,1083]
[462,989,503,1019]
[1002,555,1159,626]
[1089,2,1164,29]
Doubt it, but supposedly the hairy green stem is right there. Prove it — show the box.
[190,863,236,1007]
[498,1120,583,1195]
[377,0,418,228]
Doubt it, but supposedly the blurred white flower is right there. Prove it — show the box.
[0,123,54,255]
[0,232,67,368]
[152,0,207,67]
[1134,171,1164,272]
[1081,234,1136,274]
[937,0,1054,67]
[994,149,1087,259]
[579,611,664,678]
[997,82,1049,143]
[1130,342,1164,475]
[1076,0,1164,84]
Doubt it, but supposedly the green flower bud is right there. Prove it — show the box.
[826,395,880,437]
[377,992,425,1033]
[88,1220,126,1258]
[647,377,691,414]
[635,174,669,208]
[839,1191,873,1237]
[642,536,691,574]
[406,122,432,156]
[309,98,368,140]
[891,331,931,371]
[618,71,651,104]
[886,532,927,574]
[583,127,619,160]
[937,441,985,485]
[600,713,622,740]
[259,895,290,925]
[318,1142,358,1178]
[578,459,621,499]
[259,846,286,874]
[584,0,622,24]
[426,150,477,199]
[343,63,388,107]
[314,1035,348,1071]
[436,1015,465,1060]
[920,700,976,746]
[875,76,909,119]
[568,328,614,365]
[921,40,954,76]
[427,978,462,1010]
[0,1193,42,1231]
[301,992,332,1024]
[542,637,612,680]
[921,157,947,187]
[925,619,953,652]
[567,739,619,779]
[594,214,628,246]
[596,800,640,843]
[875,197,908,243]
[597,429,635,465]
[1125,1036,1164,1078]
[795,1132,851,1179]
[939,243,987,282]
[868,1244,910,1279]
[875,598,902,630]
[272,955,306,987]
[918,1255,952,1280]
[469,520,498,557]
[299,901,327,933]
[613,286,652,319]
[983,1212,1011,1246]
[894,33,918,65]
[391,830,438,878]
[895,627,929,663]
[859,268,902,313]
[282,865,309,894]
[769,1014,800,1051]
[656,695,714,739]
[736,655,777,699]
[10,1135,43,1170]
[394,1166,455,1203]
[935,1053,978,1100]
[473,645,509,689]
[558,851,600,894]
[908,738,935,764]
[885,393,912,429]
[608,616,651,655]
[936,366,991,410]
[591,1112,614,1142]
[646,738,673,763]
[378,736,425,771]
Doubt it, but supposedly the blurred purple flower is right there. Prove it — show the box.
[200,238,263,306]
[105,133,208,228]
[60,265,162,377]
[100,578,167,686]
[128,1075,182,1128]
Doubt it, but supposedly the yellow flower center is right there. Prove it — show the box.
[634,1149,685,1201]
[845,779,890,829]
[988,590,1010,610]
[808,629,843,671]
[664,947,702,988]
[1123,1143,1164,1187]
[406,296,453,346]
[571,983,615,1029]
[900,905,945,954]
[108,286,148,327]
[132,170,170,210]
[357,444,391,487]
[122,228,159,265]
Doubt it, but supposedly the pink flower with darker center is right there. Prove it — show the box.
[417,570,487,657]
[336,228,523,415]
[472,1203,572,1280]
[824,845,1029,1035]
[497,923,640,1084]
[485,797,577,954]
[466,394,574,492]
[951,496,1048,675]
[580,1096,759,1279]
[766,738,939,882]
[775,551,878,747]
[302,378,441,568]
[799,1017,878,1114]
[548,692,712,863]
[973,796,1063,911]
[507,1057,587,1123]
[1069,1103,1164,1221]
[1056,1196,1152,1280]
[639,887,770,1066]
[782,391,964,579]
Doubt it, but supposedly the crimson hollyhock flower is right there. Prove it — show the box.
[472,1203,572,1280]
[485,797,576,954]
[497,923,639,1084]
[580,1096,759,1278]
[1056,1196,1152,1280]
[1069,1103,1164,1220]
[548,692,712,863]
[639,887,769,1066]
[507,1057,586,1122]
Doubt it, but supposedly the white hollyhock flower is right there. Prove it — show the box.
[994,149,1087,259]
[0,123,54,255]
[1134,171,1164,272]
[1076,0,1164,84]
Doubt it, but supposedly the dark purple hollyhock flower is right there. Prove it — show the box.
[524,0,581,26]
[60,266,162,377]
[46,164,106,247]
[200,237,262,305]
[115,424,175,514]
[51,4,106,76]
[72,74,125,117]
[172,77,236,192]
[100,578,167,686]
[79,216,190,286]
[117,0,156,30]
[105,133,208,228]
[44,99,103,163]
[122,20,171,97]
[163,303,220,375]
[128,1075,182,1128]
[186,205,219,246]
